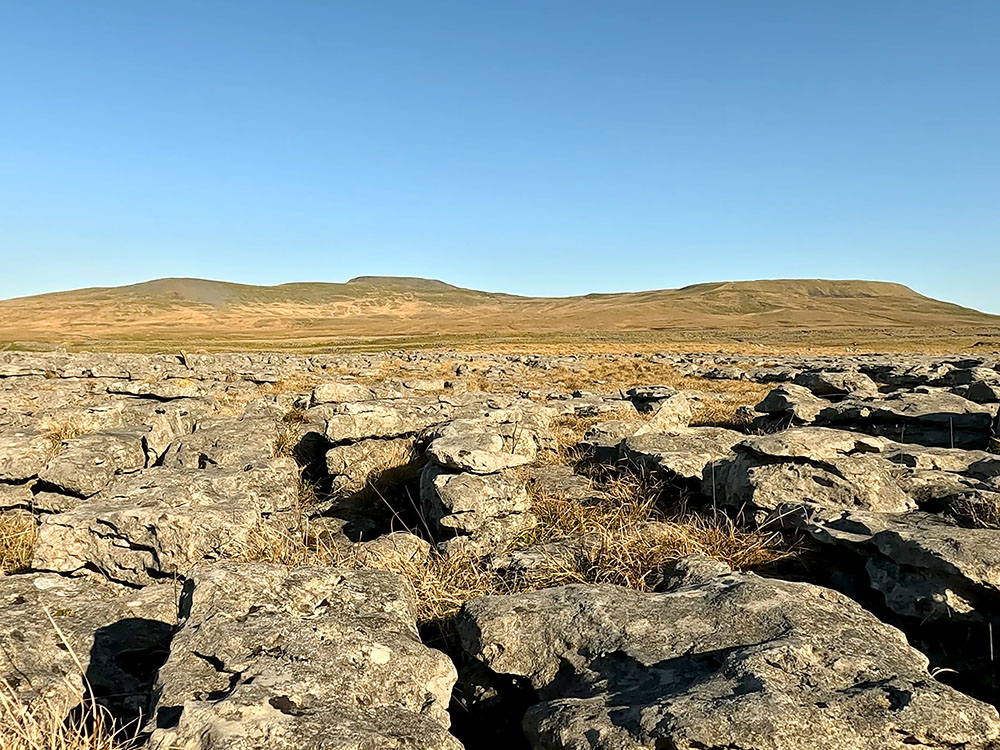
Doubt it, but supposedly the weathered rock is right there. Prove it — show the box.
[108,378,205,399]
[32,461,298,584]
[427,422,536,474]
[0,573,174,720]
[620,427,745,482]
[458,562,1000,750]
[421,464,534,556]
[38,428,147,497]
[311,381,401,404]
[644,392,691,431]
[0,481,35,511]
[161,417,280,469]
[814,391,998,450]
[785,506,1000,623]
[326,436,421,497]
[794,369,880,398]
[754,383,828,424]
[0,427,52,481]
[147,563,460,750]
[711,428,913,516]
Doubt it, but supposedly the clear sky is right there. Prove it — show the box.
[1,1,998,312]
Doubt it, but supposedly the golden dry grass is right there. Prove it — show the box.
[0,680,129,750]
[517,469,793,590]
[0,513,36,575]
[3,277,997,354]
[228,464,793,623]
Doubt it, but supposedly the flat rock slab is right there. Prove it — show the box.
[712,428,914,516]
[620,426,746,481]
[148,563,461,750]
[38,428,148,497]
[33,461,298,584]
[0,427,52,481]
[458,561,1000,750]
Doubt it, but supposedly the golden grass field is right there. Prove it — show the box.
[2,276,999,354]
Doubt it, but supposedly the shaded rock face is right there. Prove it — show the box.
[148,563,461,750]
[0,573,175,723]
[710,427,915,517]
[458,562,1000,750]
[421,464,535,557]
[784,506,1000,624]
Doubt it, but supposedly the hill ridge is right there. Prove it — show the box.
[1,276,996,351]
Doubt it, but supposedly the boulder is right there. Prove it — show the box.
[814,392,998,450]
[421,464,534,556]
[325,436,421,497]
[794,369,880,398]
[754,383,828,425]
[147,563,460,750]
[427,422,536,474]
[619,427,745,482]
[458,562,1000,750]
[785,506,1000,623]
[710,428,913,517]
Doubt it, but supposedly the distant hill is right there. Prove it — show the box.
[1,276,997,352]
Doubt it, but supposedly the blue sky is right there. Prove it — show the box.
[1,1,998,312]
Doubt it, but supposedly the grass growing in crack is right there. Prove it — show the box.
[949,494,1000,530]
[227,461,794,626]
[516,467,794,589]
[0,513,36,575]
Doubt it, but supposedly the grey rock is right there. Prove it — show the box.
[421,464,534,556]
[427,422,536,474]
[794,369,880,398]
[325,436,421,497]
[458,564,1000,750]
[32,461,298,583]
[162,417,280,469]
[620,427,746,482]
[754,383,828,424]
[0,427,52,482]
[786,506,1000,623]
[0,573,174,719]
[147,563,460,750]
[710,428,913,516]
[38,428,147,497]
[815,391,998,450]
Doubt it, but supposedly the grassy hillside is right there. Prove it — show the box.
[1,276,998,353]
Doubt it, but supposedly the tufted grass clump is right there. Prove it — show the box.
[518,468,794,590]
[0,513,36,576]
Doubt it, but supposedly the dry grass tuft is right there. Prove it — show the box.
[224,521,507,623]
[535,414,604,465]
[950,494,1000,530]
[273,425,299,458]
[518,469,792,589]
[39,419,89,458]
[0,679,131,750]
[228,461,793,624]
[0,513,36,575]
